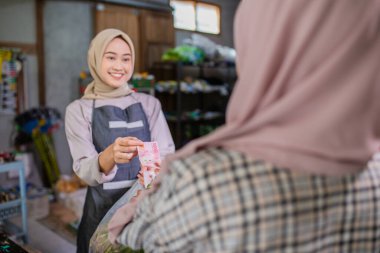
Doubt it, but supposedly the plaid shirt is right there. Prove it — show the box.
[118,148,380,253]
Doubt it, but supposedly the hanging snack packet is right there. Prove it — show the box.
[137,141,161,188]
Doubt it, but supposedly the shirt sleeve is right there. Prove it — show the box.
[143,95,175,159]
[65,101,117,186]
[116,161,204,252]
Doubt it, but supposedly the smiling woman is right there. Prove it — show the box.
[100,37,133,89]
[64,28,175,253]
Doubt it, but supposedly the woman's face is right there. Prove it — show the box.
[100,37,133,88]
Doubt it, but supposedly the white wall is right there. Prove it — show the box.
[44,1,93,175]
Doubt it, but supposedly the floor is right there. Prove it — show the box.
[9,212,76,253]
[1,170,83,252]
[25,218,76,253]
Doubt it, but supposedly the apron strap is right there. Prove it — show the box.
[103,179,137,190]
[91,99,96,123]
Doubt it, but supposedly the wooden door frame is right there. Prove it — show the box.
[36,0,46,106]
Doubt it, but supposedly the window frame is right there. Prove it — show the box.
[170,0,221,35]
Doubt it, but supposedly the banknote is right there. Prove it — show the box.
[137,141,161,188]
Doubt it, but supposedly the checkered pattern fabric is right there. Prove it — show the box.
[118,148,380,253]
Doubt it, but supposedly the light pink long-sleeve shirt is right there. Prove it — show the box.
[65,92,175,186]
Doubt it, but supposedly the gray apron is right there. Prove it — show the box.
[77,100,151,253]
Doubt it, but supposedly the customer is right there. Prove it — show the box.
[109,0,380,252]
[65,28,174,253]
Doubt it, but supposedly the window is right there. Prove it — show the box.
[170,0,220,35]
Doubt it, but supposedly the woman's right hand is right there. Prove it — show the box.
[112,136,144,164]
[99,136,143,174]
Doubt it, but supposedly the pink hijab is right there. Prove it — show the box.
[109,0,380,243]
[173,0,380,176]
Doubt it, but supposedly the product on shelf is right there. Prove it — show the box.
[150,61,236,148]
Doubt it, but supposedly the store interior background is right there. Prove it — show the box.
[0,0,240,251]
[0,0,239,175]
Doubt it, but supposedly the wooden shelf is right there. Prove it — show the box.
[151,61,235,148]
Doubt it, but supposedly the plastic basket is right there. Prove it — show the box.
[0,205,21,220]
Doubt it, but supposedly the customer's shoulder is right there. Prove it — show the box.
[366,151,380,171]
[187,148,251,166]
[169,148,253,180]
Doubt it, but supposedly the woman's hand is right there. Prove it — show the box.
[99,136,144,174]
[112,137,144,164]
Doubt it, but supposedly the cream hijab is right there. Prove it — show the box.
[82,29,135,99]
[171,0,380,176]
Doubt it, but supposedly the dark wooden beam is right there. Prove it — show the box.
[36,0,46,106]
[16,66,26,113]
[0,41,37,55]
[100,0,172,12]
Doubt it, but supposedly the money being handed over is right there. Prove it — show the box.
[137,141,161,188]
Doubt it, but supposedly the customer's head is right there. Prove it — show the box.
[174,0,380,175]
